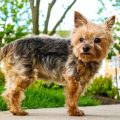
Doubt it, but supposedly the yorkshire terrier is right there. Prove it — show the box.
[0,11,115,116]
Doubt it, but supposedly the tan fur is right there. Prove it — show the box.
[1,56,34,115]
[71,23,113,62]
[65,76,85,116]
[0,11,115,116]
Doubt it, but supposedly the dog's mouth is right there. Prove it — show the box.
[81,53,91,55]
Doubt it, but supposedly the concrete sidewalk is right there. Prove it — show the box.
[0,105,120,120]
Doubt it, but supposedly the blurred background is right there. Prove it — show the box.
[0,0,120,111]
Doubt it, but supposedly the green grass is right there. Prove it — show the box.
[0,81,101,111]
[23,85,65,109]
[56,30,70,38]
[78,96,101,106]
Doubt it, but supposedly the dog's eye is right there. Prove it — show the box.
[94,38,101,43]
[79,38,84,42]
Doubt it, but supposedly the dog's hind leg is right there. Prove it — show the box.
[2,75,33,116]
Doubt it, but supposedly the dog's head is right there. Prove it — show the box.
[71,11,115,63]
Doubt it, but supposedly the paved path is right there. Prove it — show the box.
[0,105,120,120]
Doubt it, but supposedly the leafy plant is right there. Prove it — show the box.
[0,71,5,86]
[79,96,101,106]
[97,0,120,58]
[0,0,32,46]
[86,76,119,98]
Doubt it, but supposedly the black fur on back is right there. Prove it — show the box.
[1,36,71,77]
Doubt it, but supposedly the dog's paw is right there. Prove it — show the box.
[68,109,85,116]
[10,110,28,116]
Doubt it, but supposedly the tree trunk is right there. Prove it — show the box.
[29,0,40,35]
[49,0,77,35]
[43,0,57,34]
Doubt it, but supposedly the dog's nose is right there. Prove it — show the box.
[83,46,90,53]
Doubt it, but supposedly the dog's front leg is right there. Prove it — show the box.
[65,76,85,116]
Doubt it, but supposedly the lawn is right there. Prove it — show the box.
[0,80,101,111]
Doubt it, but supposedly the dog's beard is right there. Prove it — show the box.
[72,45,107,63]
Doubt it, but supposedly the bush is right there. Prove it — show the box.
[32,80,63,89]
[0,71,5,86]
[79,96,101,106]
[86,76,118,98]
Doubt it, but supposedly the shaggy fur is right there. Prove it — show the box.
[0,11,115,116]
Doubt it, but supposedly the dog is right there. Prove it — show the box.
[0,11,115,116]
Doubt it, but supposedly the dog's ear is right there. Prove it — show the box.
[104,16,115,31]
[74,11,88,28]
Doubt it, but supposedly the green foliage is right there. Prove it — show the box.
[0,72,5,86]
[32,80,63,89]
[56,30,70,38]
[0,86,6,111]
[0,0,32,46]
[23,84,65,109]
[79,96,101,106]
[86,76,118,98]
[97,0,120,58]
[0,80,101,111]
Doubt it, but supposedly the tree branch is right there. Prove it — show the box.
[29,0,41,35]
[29,0,34,11]
[49,0,76,35]
[43,0,57,34]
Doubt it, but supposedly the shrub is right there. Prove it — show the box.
[86,76,118,98]
[0,71,5,86]
[79,96,101,106]
[32,80,63,89]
